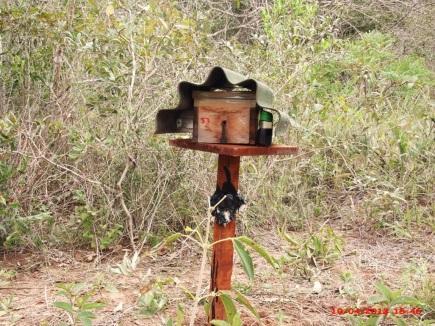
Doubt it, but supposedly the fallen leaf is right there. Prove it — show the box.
[106,4,115,16]
[113,302,123,313]
[312,280,322,294]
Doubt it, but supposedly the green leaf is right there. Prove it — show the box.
[175,304,184,326]
[55,282,73,292]
[204,300,211,318]
[218,293,237,322]
[389,316,407,326]
[281,231,299,246]
[237,236,279,269]
[375,282,394,301]
[233,239,254,281]
[368,295,387,305]
[81,302,105,310]
[179,285,195,300]
[158,233,183,248]
[232,312,242,326]
[78,310,94,326]
[390,296,423,307]
[78,311,95,319]
[53,301,74,314]
[365,315,383,326]
[166,319,174,326]
[71,283,88,295]
[233,289,259,319]
[138,290,167,316]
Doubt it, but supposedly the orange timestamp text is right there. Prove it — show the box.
[330,306,423,316]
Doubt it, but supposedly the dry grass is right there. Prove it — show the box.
[1,218,433,325]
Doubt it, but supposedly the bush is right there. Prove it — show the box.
[0,0,433,250]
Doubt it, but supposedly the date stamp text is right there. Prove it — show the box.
[331,306,422,316]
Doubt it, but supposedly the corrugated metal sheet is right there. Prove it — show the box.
[155,66,287,135]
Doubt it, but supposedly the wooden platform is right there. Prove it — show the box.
[169,138,298,157]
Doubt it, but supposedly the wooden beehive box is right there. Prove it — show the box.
[192,90,257,144]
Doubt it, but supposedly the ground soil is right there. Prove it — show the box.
[0,223,433,326]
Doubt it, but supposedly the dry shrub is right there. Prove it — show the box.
[0,0,433,251]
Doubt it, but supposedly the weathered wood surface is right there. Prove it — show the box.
[169,138,299,156]
[210,155,240,322]
[196,104,252,144]
[192,92,257,144]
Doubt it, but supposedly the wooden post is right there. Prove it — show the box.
[168,139,298,323]
[210,154,240,321]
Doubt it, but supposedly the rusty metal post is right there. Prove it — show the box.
[210,154,240,321]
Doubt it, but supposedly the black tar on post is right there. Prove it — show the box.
[210,167,245,226]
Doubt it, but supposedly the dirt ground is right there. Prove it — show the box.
[0,223,433,326]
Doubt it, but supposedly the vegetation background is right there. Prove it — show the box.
[0,0,434,325]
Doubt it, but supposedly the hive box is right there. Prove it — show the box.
[192,90,257,144]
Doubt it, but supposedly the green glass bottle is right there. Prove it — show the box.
[256,109,273,146]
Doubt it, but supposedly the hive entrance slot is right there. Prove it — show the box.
[220,120,227,143]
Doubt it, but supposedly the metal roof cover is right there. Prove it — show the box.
[155,66,274,134]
